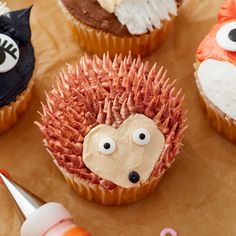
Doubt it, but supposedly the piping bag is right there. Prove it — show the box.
[0,172,91,236]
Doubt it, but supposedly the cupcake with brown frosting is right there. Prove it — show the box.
[58,0,182,57]
[36,53,187,205]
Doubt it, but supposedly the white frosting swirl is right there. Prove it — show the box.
[97,0,177,35]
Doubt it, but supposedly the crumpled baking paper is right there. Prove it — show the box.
[1,0,236,235]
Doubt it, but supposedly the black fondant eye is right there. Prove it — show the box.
[99,138,116,155]
[216,21,236,51]
[0,34,19,73]
[128,171,140,183]
[133,128,150,146]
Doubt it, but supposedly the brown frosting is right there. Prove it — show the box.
[61,0,130,37]
[61,0,181,37]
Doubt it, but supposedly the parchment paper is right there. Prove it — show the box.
[1,0,236,235]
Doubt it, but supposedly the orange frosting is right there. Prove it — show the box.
[218,0,236,23]
[196,20,236,65]
[197,0,236,64]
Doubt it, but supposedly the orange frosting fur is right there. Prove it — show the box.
[196,20,236,65]
[197,0,236,64]
[218,0,236,23]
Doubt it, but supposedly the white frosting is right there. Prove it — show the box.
[97,0,177,35]
[97,0,123,13]
[0,34,19,73]
[197,59,236,119]
[83,114,165,188]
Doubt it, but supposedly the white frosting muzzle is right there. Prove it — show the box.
[197,59,236,119]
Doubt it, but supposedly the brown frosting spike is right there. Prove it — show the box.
[112,108,123,128]
[148,63,157,81]
[105,102,114,126]
[143,61,150,75]
[119,91,128,104]
[85,112,98,127]
[135,91,145,114]
[118,61,125,78]
[115,75,123,93]
[137,63,144,77]
[103,96,109,113]
[125,75,132,95]
[37,53,187,190]
[143,75,154,105]
[121,71,128,88]
[127,59,136,80]
[135,55,142,69]
[127,94,136,114]
[112,54,120,71]
[154,67,165,84]
[120,99,130,120]
[97,102,106,124]
[109,82,116,100]
[145,97,157,118]
[134,75,145,98]
[126,52,132,66]
[112,94,121,112]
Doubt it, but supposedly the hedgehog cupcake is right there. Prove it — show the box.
[195,0,236,143]
[0,3,35,133]
[58,0,182,57]
[36,53,187,205]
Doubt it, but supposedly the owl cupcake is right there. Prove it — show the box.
[58,0,182,57]
[195,0,236,143]
[36,53,187,205]
[0,3,35,133]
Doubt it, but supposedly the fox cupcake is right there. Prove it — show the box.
[195,0,236,142]
[36,53,187,205]
[0,3,35,133]
[58,0,182,57]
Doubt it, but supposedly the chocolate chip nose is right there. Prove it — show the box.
[128,171,140,183]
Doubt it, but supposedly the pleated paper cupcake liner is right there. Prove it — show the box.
[58,0,175,58]
[54,161,164,206]
[194,62,236,143]
[0,80,34,133]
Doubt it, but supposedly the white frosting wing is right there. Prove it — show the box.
[97,0,122,13]
[197,59,236,120]
[97,0,177,35]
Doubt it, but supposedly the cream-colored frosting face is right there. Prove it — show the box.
[97,0,123,13]
[83,114,165,188]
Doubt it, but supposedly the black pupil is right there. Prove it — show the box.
[103,143,111,149]
[139,133,146,140]
[228,28,236,42]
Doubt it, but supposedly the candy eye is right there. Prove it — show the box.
[133,128,150,146]
[216,21,236,52]
[0,34,19,73]
[99,138,116,155]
